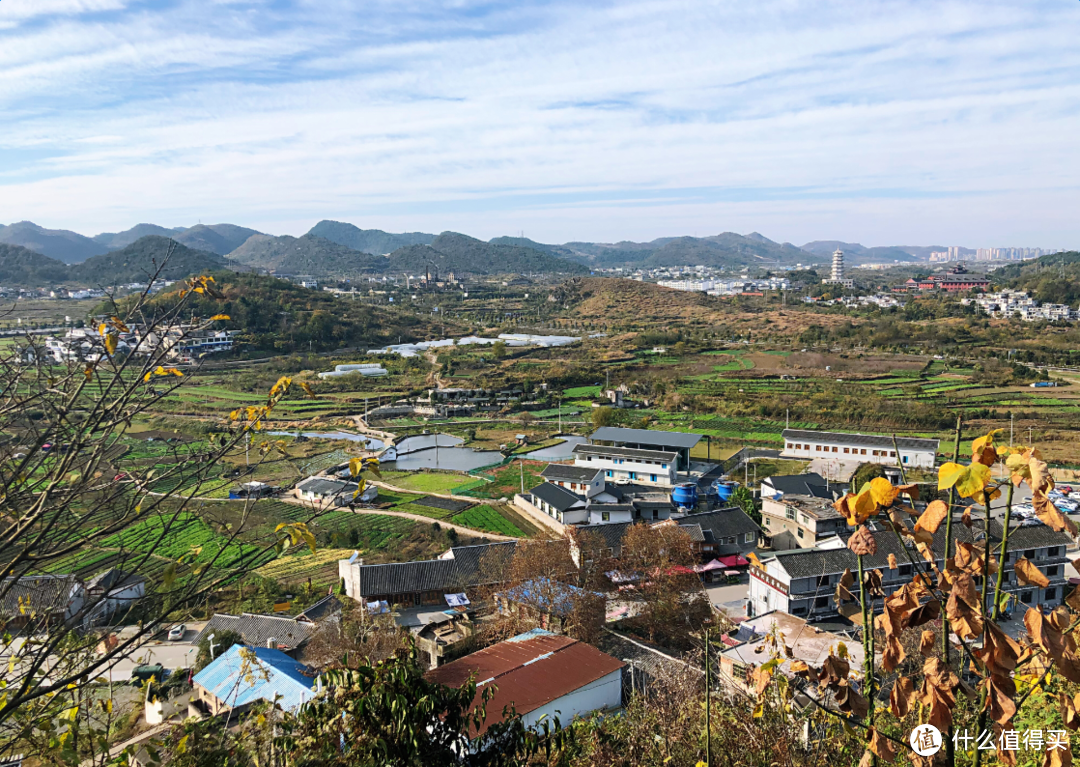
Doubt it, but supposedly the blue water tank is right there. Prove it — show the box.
[672,483,699,509]
[712,481,737,503]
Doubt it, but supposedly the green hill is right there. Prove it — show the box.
[488,235,579,260]
[174,223,262,255]
[0,243,70,286]
[146,271,441,353]
[563,232,820,269]
[993,251,1080,305]
[226,234,386,277]
[387,232,587,275]
[93,224,185,251]
[307,221,434,255]
[69,236,228,285]
[0,221,106,264]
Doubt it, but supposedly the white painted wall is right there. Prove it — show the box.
[519,669,623,731]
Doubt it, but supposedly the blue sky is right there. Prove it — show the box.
[1,0,1079,247]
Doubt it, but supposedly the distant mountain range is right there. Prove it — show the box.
[0,218,987,276]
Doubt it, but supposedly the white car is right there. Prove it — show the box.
[1055,499,1078,513]
[167,625,186,642]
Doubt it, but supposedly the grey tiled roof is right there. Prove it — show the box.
[541,464,602,482]
[763,473,834,499]
[0,575,81,619]
[772,518,1071,580]
[679,523,705,542]
[781,429,939,452]
[529,482,586,513]
[349,541,517,599]
[192,612,316,650]
[574,444,678,462]
[680,508,761,541]
[86,568,147,592]
[294,595,342,622]
[590,427,702,450]
[296,476,359,497]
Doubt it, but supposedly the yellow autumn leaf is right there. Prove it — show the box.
[937,461,992,499]
[868,477,898,507]
[102,334,118,356]
[209,314,231,321]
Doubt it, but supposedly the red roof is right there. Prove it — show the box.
[425,631,625,735]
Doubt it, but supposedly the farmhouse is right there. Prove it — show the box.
[748,519,1071,620]
[425,628,624,737]
[294,476,360,506]
[192,645,317,716]
[337,541,517,607]
[572,444,678,487]
[587,427,701,472]
[780,429,938,469]
[719,611,868,695]
[82,569,147,626]
[192,612,319,655]
[759,495,849,551]
[0,575,84,629]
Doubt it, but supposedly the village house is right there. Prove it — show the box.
[780,429,939,469]
[749,520,1072,620]
[0,575,85,629]
[425,628,624,738]
[572,444,678,487]
[586,427,702,472]
[192,645,317,717]
[82,569,147,626]
[759,494,850,551]
[338,542,517,608]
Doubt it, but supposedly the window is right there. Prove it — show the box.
[652,509,659,520]
[861,449,867,455]
[726,536,736,545]
[843,447,850,454]
[1025,549,1036,559]
[744,532,755,543]
[605,470,612,478]
[872,450,879,457]
[817,575,830,588]
[787,443,793,449]
[1047,565,1059,577]
[890,451,896,457]
[1022,591,1033,604]
[832,446,838,453]
[899,565,912,577]
[661,463,668,469]
[903,456,908,464]
[629,472,637,480]
[797,528,804,538]
[1049,547,1062,557]
[786,508,795,520]
[602,512,610,522]
[650,474,657,482]
[1047,587,1058,601]
[815,596,829,607]
[792,605,807,616]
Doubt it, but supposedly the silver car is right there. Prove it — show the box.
[167,625,186,641]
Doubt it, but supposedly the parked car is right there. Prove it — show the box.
[167,625,186,641]
[1055,499,1078,513]
[1059,485,1074,495]
[131,664,165,684]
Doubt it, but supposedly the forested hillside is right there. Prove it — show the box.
[0,243,69,285]
[226,234,386,277]
[69,236,228,285]
[147,271,442,353]
[388,232,588,275]
[994,251,1080,305]
[308,220,434,254]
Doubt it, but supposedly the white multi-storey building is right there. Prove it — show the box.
[571,444,678,487]
[781,429,938,469]
[964,290,1078,323]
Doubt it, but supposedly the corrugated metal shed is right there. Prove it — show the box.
[426,630,624,736]
[192,645,316,712]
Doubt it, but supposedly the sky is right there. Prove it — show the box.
[1,0,1079,248]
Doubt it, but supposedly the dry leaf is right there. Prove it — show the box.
[847,525,877,556]
[890,676,915,718]
[919,629,936,657]
[914,500,949,535]
[887,553,898,569]
[1015,558,1050,588]
[868,727,898,763]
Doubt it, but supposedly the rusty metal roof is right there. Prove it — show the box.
[425,629,624,735]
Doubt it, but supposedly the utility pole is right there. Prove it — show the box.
[704,626,712,766]
[519,456,525,494]
[786,408,789,429]
[208,633,218,661]
[1010,413,1014,447]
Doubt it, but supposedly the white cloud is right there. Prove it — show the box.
[0,0,1078,246]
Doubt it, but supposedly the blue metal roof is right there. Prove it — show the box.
[497,578,603,617]
[192,645,316,712]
